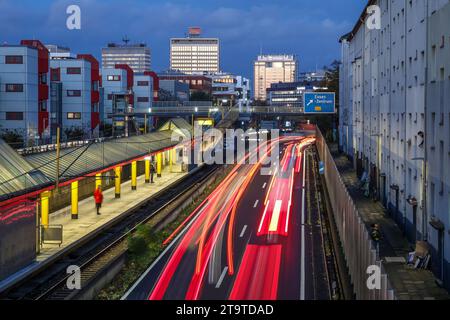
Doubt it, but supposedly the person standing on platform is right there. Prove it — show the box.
[94,186,103,215]
[150,161,156,183]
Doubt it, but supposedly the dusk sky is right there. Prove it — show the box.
[0,0,367,79]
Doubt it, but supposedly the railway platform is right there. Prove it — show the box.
[0,167,186,294]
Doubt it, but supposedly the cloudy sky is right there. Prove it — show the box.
[0,0,366,78]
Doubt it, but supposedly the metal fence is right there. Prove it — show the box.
[315,128,395,300]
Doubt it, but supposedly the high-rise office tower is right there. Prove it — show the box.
[102,39,151,73]
[253,54,298,101]
[170,27,219,74]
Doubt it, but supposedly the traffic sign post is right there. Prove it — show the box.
[304,92,336,114]
[319,161,325,175]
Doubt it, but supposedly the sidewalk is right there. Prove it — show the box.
[0,166,187,292]
[331,145,449,300]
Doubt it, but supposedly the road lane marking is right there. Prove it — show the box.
[262,183,267,189]
[258,200,270,233]
[300,152,306,300]
[240,225,248,238]
[269,200,282,232]
[215,267,229,288]
[253,200,259,208]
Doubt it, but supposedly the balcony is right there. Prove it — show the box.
[91,91,100,104]
[38,84,48,101]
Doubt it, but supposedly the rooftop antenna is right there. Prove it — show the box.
[122,35,130,45]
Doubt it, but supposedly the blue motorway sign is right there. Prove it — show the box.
[304,92,336,114]
[319,161,325,175]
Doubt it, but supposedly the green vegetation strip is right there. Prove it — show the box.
[96,165,233,300]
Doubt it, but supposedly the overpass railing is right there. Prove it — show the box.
[112,105,308,116]
[315,127,395,300]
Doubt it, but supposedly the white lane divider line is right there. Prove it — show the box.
[215,267,229,288]
[262,183,267,189]
[300,152,306,300]
[240,225,248,238]
[253,200,259,208]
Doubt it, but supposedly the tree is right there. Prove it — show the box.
[64,127,85,141]
[190,91,212,101]
[312,60,340,141]
[251,99,269,107]
[0,130,24,149]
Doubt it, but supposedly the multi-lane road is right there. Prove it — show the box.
[124,135,331,300]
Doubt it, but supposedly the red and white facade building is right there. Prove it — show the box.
[49,52,101,139]
[0,40,50,146]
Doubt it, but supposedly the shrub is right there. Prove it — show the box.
[127,234,147,256]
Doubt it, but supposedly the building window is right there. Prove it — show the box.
[67,90,81,97]
[39,73,47,85]
[51,68,61,81]
[5,55,23,64]
[5,112,24,120]
[5,84,24,92]
[107,75,121,81]
[137,81,149,86]
[107,94,113,100]
[67,67,81,75]
[39,101,47,112]
[67,112,81,119]
[137,97,149,102]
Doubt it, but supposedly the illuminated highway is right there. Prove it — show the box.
[124,136,331,300]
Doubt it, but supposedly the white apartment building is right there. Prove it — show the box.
[101,67,130,124]
[50,58,94,139]
[133,73,154,131]
[133,73,153,114]
[0,40,50,147]
[339,0,450,289]
[253,55,298,101]
[170,28,220,74]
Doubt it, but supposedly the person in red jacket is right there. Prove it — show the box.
[94,186,103,215]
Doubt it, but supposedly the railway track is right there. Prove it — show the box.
[1,164,220,300]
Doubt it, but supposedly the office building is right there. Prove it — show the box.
[299,70,326,85]
[170,27,220,74]
[158,70,212,97]
[102,41,151,73]
[253,54,298,101]
[159,80,190,102]
[339,0,450,290]
[210,72,250,109]
[0,40,50,147]
[267,81,307,108]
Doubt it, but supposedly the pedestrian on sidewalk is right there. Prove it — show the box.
[150,161,156,183]
[94,186,103,215]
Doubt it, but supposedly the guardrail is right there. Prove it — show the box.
[111,105,309,116]
[315,127,395,300]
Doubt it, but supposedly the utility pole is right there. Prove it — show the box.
[144,113,147,134]
[56,126,61,190]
